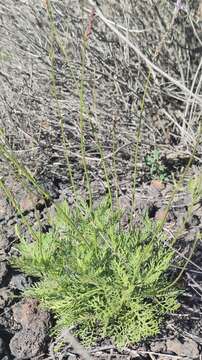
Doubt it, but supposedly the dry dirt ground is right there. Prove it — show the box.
[0,0,202,359]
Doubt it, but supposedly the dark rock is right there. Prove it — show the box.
[10,327,48,359]
[9,273,32,291]
[0,288,11,309]
[0,336,5,355]
[0,330,14,359]
[189,214,200,227]
[10,298,51,359]
[0,262,8,285]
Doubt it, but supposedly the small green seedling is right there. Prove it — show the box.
[144,149,168,181]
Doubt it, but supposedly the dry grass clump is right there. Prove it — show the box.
[0,0,201,194]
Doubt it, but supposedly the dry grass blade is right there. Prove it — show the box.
[87,0,202,105]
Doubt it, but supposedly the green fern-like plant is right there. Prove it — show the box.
[11,197,180,348]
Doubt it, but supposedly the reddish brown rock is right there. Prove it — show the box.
[19,193,42,212]
[10,298,51,359]
[155,208,168,221]
[150,179,165,191]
